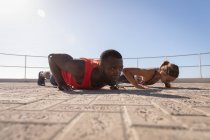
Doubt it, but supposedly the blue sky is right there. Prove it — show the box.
[0,0,210,78]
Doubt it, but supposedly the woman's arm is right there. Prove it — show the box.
[123,68,148,89]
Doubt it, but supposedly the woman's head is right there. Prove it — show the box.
[159,61,179,86]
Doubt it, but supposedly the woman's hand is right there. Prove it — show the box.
[135,84,149,89]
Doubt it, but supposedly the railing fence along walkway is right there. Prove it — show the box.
[0,52,210,79]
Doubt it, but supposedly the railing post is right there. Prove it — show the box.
[137,58,139,68]
[24,55,27,81]
[199,53,202,78]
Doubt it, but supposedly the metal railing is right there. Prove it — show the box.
[0,52,210,79]
[124,52,210,78]
[0,53,48,79]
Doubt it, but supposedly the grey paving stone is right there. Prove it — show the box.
[49,104,121,112]
[195,107,210,116]
[0,83,39,90]
[0,123,63,140]
[0,92,47,104]
[174,116,210,131]
[62,96,96,105]
[44,94,76,100]
[0,111,78,123]
[173,98,210,107]
[133,127,210,140]
[53,112,124,140]
[153,100,205,116]
[14,100,65,110]
[0,82,209,140]
[124,106,182,128]
[0,104,20,111]
[201,94,210,100]
[92,96,152,106]
[96,95,123,101]
[119,94,145,99]
[174,90,210,99]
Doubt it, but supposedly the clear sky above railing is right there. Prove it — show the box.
[0,52,209,79]
[0,0,210,78]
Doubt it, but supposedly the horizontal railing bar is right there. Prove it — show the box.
[1,52,210,59]
[179,65,210,68]
[0,65,209,69]
[0,53,47,58]
[0,65,49,69]
[124,52,210,59]
[25,66,49,69]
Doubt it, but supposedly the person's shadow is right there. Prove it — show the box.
[61,88,190,99]
[152,86,208,90]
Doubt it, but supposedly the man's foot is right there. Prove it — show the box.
[37,71,45,86]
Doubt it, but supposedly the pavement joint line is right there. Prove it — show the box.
[192,108,210,117]
[131,124,187,130]
[145,101,172,116]
[0,120,68,125]
[10,99,67,111]
[49,112,82,140]
[170,113,207,117]
[120,107,128,140]
[48,110,122,113]
[92,104,154,106]
[40,99,70,111]
[51,112,83,140]
[0,104,23,112]
[87,95,101,105]
[121,106,139,140]
[0,100,42,105]
[192,129,210,132]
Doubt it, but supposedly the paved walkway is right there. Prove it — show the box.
[0,82,210,140]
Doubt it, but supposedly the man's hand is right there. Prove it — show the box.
[110,85,119,90]
[58,84,73,92]
[164,83,171,88]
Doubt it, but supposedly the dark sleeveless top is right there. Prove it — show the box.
[141,69,160,85]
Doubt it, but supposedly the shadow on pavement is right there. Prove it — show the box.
[152,86,208,90]
[60,88,190,99]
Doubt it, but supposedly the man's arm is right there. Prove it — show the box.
[48,54,84,90]
[164,82,171,88]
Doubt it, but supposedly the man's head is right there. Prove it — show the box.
[100,49,123,85]
[159,61,179,87]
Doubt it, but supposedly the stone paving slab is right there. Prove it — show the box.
[174,116,210,131]
[14,100,65,111]
[0,123,63,140]
[0,103,20,110]
[0,110,78,124]
[133,127,210,140]
[0,82,209,140]
[124,106,183,128]
[194,107,210,116]
[53,112,125,140]
[153,100,206,116]
[49,104,121,112]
